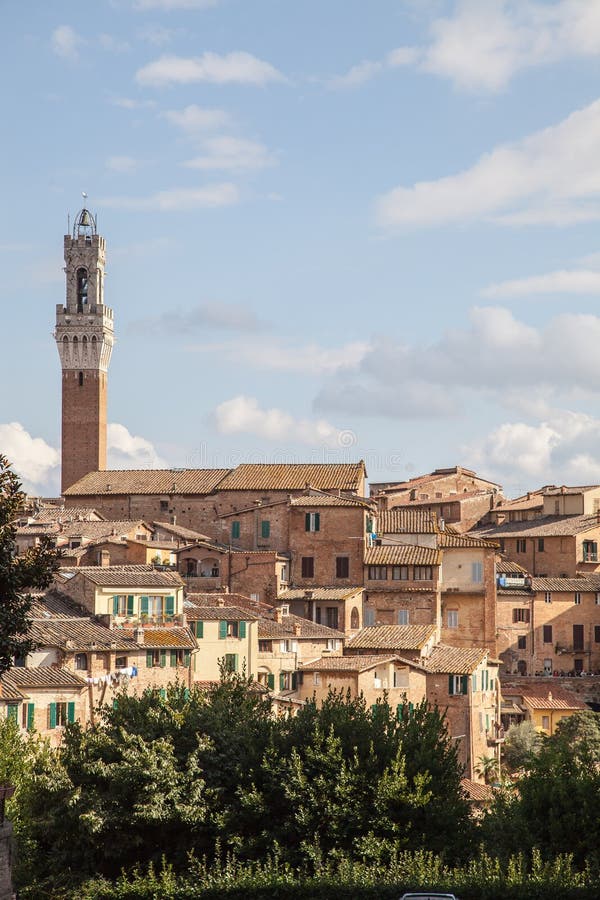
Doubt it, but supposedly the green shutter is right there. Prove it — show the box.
[160,650,167,668]
[291,672,297,690]
[195,621,204,639]
[408,702,414,715]
[233,654,239,673]
[112,699,119,710]
[371,704,378,716]
[127,595,134,616]
[184,688,190,700]
[146,650,154,668]
[396,703,404,721]
[305,512,311,531]
[279,672,285,691]
[261,520,270,538]
[170,650,177,667]
[113,595,119,615]
[239,620,247,639]
[461,675,468,695]
[314,513,320,532]
[140,596,149,616]
[159,689,166,700]
[448,675,454,695]
[184,650,191,667]
[267,673,275,690]
[165,595,175,617]
[231,521,240,539]
[27,703,35,731]
[7,704,18,724]
[67,702,75,724]
[366,516,373,533]
[219,620,227,639]
[49,703,57,729]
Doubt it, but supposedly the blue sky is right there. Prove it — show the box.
[3,0,600,497]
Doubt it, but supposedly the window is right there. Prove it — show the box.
[49,702,75,729]
[160,499,169,511]
[545,592,552,604]
[447,610,459,628]
[22,703,35,731]
[260,520,270,539]
[280,564,288,584]
[305,512,320,532]
[259,640,272,652]
[596,593,600,606]
[76,267,88,312]
[326,638,340,651]
[140,595,164,618]
[513,608,530,623]
[594,626,600,644]
[301,556,314,578]
[543,624,553,643]
[112,595,134,617]
[573,624,584,651]
[350,607,359,629]
[75,653,88,671]
[146,649,163,668]
[397,609,410,626]
[115,655,128,668]
[448,674,468,695]
[231,521,240,539]
[280,639,298,653]
[518,635,527,649]
[516,539,527,553]
[224,653,238,673]
[583,540,598,562]
[326,607,339,629]
[542,715,550,731]
[538,538,545,552]
[336,556,349,579]
[313,671,321,686]
[363,608,375,626]
[368,565,387,580]
[392,565,409,580]
[471,562,483,583]
[575,592,582,605]
[414,566,433,580]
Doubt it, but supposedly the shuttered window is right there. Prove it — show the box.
[195,621,204,639]
[231,521,241,539]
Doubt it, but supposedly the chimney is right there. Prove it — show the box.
[548,691,553,702]
[561,485,566,494]
[293,622,302,636]
[274,607,283,623]
[527,492,531,500]
[100,550,110,567]
[134,625,144,645]
[170,514,177,525]
[216,597,225,607]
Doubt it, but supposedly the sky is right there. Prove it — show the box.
[3,0,600,498]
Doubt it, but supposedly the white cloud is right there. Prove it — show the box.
[134,0,218,9]
[107,423,166,468]
[482,268,600,298]
[132,303,262,335]
[99,33,130,53]
[184,137,276,171]
[190,337,369,375]
[136,52,285,87]
[51,25,83,61]
[213,396,351,448]
[99,183,239,211]
[315,306,600,420]
[376,97,600,229]
[0,423,60,494]
[163,104,230,132]
[106,156,140,174]
[329,46,418,88]
[111,97,156,110]
[137,24,176,45]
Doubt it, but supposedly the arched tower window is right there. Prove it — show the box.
[350,607,359,629]
[78,371,84,387]
[76,267,88,313]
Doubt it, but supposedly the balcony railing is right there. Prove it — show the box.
[582,553,598,562]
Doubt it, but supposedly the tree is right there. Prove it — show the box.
[502,720,543,772]
[474,754,499,785]
[0,455,60,674]
[553,710,600,762]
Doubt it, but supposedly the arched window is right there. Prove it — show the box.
[350,607,359,629]
[78,371,83,386]
[76,267,88,312]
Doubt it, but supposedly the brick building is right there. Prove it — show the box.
[277,586,364,634]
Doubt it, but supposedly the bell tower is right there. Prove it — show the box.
[55,205,114,493]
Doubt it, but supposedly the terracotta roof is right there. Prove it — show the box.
[476,515,600,538]
[29,619,138,652]
[121,627,196,649]
[290,494,372,508]
[544,485,600,496]
[364,544,441,566]
[531,577,600,592]
[185,592,272,616]
[492,494,545,512]
[439,532,498,549]
[64,469,229,496]
[299,654,398,673]
[30,591,89,620]
[258,614,344,639]
[461,779,493,802]
[216,462,365,492]
[347,624,436,651]
[20,520,149,541]
[503,683,587,711]
[378,509,440,534]
[6,667,87,689]
[23,507,105,524]
[151,521,212,541]
[59,565,184,588]
[0,677,26,701]
[496,559,528,574]
[371,467,500,493]
[422,644,489,674]
[183,600,257,621]
[278,586,364,601]
[497,588,533,597]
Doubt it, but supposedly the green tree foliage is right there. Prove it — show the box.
[553,710,600,762]
[502,720,543,772]
[0,455,60,673]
